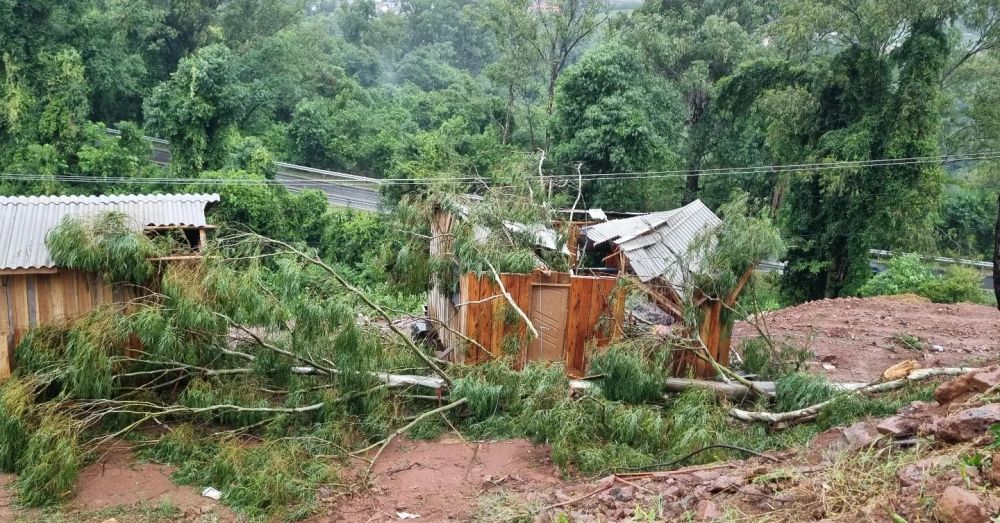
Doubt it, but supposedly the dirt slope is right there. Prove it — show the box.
[733,295,1000,381]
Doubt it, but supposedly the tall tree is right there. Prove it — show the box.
[144,44,246,176]
[619,0,774,203]
[551,41,684,211]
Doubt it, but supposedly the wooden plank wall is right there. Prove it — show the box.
[452,272,625,375]
[0,269,137,379]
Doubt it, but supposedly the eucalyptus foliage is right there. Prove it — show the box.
[46,212,161,284]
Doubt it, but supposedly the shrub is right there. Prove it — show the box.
[918,266,986,304]
[858,254,987,304]
[858,254,932,298]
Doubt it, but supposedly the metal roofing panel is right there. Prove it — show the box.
[581,209,680,245]
[595,200,721,284]
[0,194,219,270]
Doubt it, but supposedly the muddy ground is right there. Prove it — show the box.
[0,448,233,522]
[2,296,998,522]
[733,295,1000,382]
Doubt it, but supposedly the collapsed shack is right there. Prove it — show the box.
[427,206,625,375]
[425,196,771,379]
[579,200,751,378]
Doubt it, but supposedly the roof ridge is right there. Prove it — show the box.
[0,194,221,204]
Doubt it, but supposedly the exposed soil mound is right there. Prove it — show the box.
[319,437,561,522]
[734,296,1000,381]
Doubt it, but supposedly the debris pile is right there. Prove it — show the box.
[522,366,1000,521]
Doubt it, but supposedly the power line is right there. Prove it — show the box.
[2,150,999,188]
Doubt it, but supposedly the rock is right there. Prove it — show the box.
[934,486,987,523]
[933,404,1000,443]
[843,421,881,450]
[694,499,722,520]
[708,475,743,493]
[100,519,118,523]
[935,366,1000,405]
[691,469,723,482]
[611,486,634,502]
[932,344,945,352]
[991,454,1000,485]
[660,484,682,500]
[896,456,955,487]
[822,363,837,371]
[876,415,918,438]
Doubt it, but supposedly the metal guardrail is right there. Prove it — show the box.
[105,128,382,211]
[868,249,993,270]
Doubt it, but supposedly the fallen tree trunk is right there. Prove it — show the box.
[730,367,977,423]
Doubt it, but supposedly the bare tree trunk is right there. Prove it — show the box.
[683,174,700,205]
[502,83,514,145]
[994,193,999,310]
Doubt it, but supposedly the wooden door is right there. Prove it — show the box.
[527,283,569,362]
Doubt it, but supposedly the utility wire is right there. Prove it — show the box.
[2,151,999,187]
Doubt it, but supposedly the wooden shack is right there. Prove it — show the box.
[426,207,625,375]
[0,194,220,378]
[432,271,624,375]
[579,200,744,378]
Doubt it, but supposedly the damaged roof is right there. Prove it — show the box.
[582,199,721,284]
[0,194,220,271]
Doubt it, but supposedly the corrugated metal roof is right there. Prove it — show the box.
[0,194,219,270]
[582,200,721,284]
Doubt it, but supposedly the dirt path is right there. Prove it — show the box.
[734,295,1000,381]
[0,449,233,522]
[316,437,562,522]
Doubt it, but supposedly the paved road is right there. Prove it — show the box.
[114,129,383,212]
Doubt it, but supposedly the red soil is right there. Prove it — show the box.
[0,448,233,522]
[317,437,561,522]
[733,295,1000,381]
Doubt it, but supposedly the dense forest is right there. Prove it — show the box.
[1,0,998,302]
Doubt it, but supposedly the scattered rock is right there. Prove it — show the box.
[990,454,1000,485]
[935,366,1000,405]
[691,469,723,482]
[933,404,1000,443]
[708,475,744,493]
[610,486,634,502]
[896,456,955,487]
[876,415,917,438]
[660,484,682,500]
[694,499,722,520]
[934,486,987,523]
[843,421,881,450]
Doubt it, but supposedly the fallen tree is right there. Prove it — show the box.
[729,367,977,423]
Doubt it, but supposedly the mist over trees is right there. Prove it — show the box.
[1,0,998,301]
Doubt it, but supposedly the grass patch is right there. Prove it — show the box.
[737,337,812,380]
[473,489,544,522]
[891,333,926,352]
